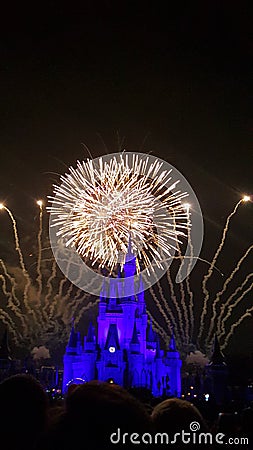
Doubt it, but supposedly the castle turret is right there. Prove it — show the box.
[130,321,140,354]
[63,320,82,392]
[84,320,96,352]
[165,332,182,397]
[206,335,229,406]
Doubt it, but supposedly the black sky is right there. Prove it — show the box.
[0,1,252,356]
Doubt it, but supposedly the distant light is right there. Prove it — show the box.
[37,200,43,207]
[190,386,194,390]
[242,195,251,202]
[0,203,4,210]
[204,393,209,401]
[193,394,197,398]
[109,346,116,353]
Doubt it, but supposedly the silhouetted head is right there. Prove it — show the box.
[151,397,209,440]
[47,380,152,449]
[0,373,49,449]
[66,380,150,428]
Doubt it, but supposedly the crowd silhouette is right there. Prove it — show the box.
[0,374,252,450]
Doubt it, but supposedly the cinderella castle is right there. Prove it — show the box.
[62,245,182,397]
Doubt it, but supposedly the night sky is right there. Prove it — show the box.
[0,2,252,360]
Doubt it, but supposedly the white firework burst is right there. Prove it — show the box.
[47,153,189,274]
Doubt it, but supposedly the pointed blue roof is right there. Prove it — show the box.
[105,324,120,350]
[208,335,226,366]
[155,334,161,358]
[168,333,177,352]
[86,320,95,343]
[130,321,140,345]
[147,320,156,342]
[67,320,78,348]
[124,234,136,278]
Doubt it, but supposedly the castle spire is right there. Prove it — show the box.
[130,321,140,344]
[123,233,136,278]
[155,334,161,358]
[86,320,95,343]
[105,324,120,350]
[209,335,226,366]
[67,318,77,348]
[147,319,156,342]
[168,331,177,352]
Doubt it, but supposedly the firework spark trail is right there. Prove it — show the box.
[43,259,57,315]
[198,199,243,344]
[172,209,189,343]
[206,245,253,344]
[0,307,20,344]
[218,273,253,336]
[49,277,66,319]
[58,250,93,318]
[174,209,190,344]
[176,258,189,344]
[55,281,76,318]
[0,259,26,330]
[56,274,82,316]
[146,309,168,344]
[63,287,83,320]
[61,263,101,321]
[0,259,28,335]
[218,280,253,342]
[63,289,95,324]
[165,267,185,342]
[0,259,21,307]
[184,207,195,340]
[2,207,37,325]
[220,304,253,351]
[156,280,176,336]
[70,292,91,318]
[148,284,177,341]
[49,249,87,318]
[0,273,27,331]
[75,298,100,324]
[36,202,43,301]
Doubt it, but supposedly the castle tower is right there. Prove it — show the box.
[205,335,229,405]
[62,243,182,395]
[164,332,182,397]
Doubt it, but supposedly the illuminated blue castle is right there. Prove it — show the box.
[62,247,182,397]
